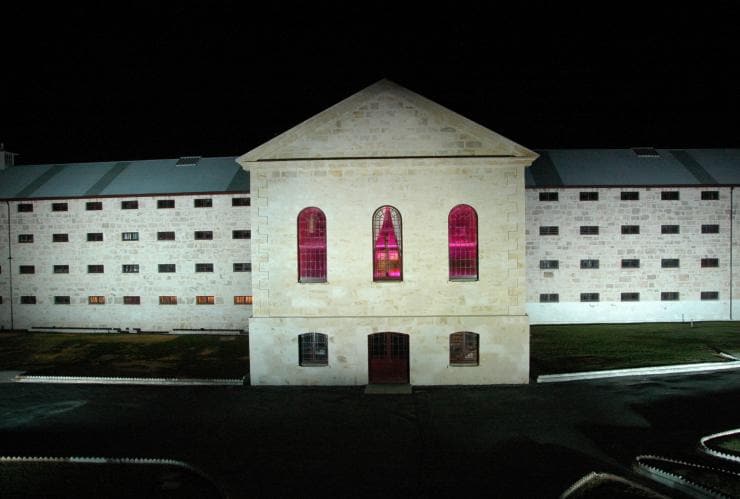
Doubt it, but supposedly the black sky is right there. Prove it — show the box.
[4,2,740,165]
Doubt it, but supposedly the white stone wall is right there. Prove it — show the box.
[526,187,735,324]
[0,203,9,328]
[3,194,251,331]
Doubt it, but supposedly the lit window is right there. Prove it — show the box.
[196,295,215,305]
[234,295,253,305]
[88,296,106,305]
[448,204,478,280]
[122,232,139,241]
[52,202,68,212]
[121,200,139,210]
[298,207,327,283]
[298,332,328,366]
[539,293,559,303]
[661,292,679,301]
[159,296,177,305]
[373,206,402,281]
[449,332,479,365]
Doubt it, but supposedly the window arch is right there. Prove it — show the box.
[449,332,479,365]
[373,206,402,281]
[299,332,328,366]
[448,204,478,280]
[297,207,327,282]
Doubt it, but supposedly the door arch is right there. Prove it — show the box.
[368,332,409,384]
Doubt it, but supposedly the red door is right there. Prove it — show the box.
[368,332,409,384]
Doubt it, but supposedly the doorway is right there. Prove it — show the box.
[368,332,409,384]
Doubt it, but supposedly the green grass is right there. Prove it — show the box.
[0,332,249,379]
[531,321,740,376]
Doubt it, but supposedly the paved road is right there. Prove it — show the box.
[2,372,740,497]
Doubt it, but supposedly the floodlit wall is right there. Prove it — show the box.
[0,203,9,329]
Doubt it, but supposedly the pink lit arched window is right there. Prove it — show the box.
[373,206,402,281]
[297,207,327,282]
[448,204,478,280]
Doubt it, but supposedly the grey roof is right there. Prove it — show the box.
[526,149,740,187]
[0,156,248,199]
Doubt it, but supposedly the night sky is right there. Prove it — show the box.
[4,3,740,165]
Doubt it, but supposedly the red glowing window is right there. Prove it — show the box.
[448,204,478,280]
[373,206,402,281]
[297,207,327,282]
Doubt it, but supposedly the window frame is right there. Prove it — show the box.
[232,197,250,206]
[194,230,213,240]
[448,204,478,281]
[157,231,175,241]
[196,295,215,305]
[52,202,68,212]
[539,293,559,303]
[372,206,403,281]
[298,332,329,366]
[620,191,639,201]
[233,263,251,272]
[579,226,599,235]
[449,331,479,366]
[661,225,680,234]
[539,192,558,202]
[621,225,640,235]
[539,260,559,270]
[580,293,600,302]
[297,207,328,283]
[661,291,679,301]
[86,201,103,211]
[121,200,139,210]
[579,191,599,201]
[580,259,600,269]
[157,199,175,209]
[194,198,213,208]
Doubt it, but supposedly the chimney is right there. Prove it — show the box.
[0,143,18,170]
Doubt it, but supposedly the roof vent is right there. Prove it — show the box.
[633,148,660,158]
[175,156,201,167]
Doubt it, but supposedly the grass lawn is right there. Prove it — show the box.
[0,332,249,379]
[531,321,740,377]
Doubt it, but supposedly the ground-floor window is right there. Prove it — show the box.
[449,331,479,366]
[299,332,328,366]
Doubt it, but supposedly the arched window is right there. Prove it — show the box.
[299,332,328,366]
[297,207,327,282]
[373,206,402,281]
[448,204,478,280]
[449,332,479,365]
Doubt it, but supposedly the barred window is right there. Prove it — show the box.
[701,258,719,268]
[621,259,640,268]
[122,264,140,273]
[121,200,139,210]
[579,191,598,201]
[19,265,35,274]
[701,224,719,234]
[52,202,68,212]
[54,296,70,305]
[53,265,69,274]
[53,233,69,242]
[580,259,599,269]
[297,207,327,283]
[701,291,719,300]
[88,296,106,305]
[580,293,600,302]
[195,263,214,272]
[122,232,139,241]
[539,260,559,269]
[88,265,104,273]
[539,192,558,201]
[196,295,215,305]
[21,296,37,304]
[232,197,250,206]
[580,226,599,235]
[194,198,212,208]
[18,234,34,243]
[661,259,680,268]
[661,191,679,200]
[661,292,679,301]
[448,204,478,280]
[232,230,251,239]
[234,295,253,305]
[539,226,559,236]
[157,199,175,209]
[661,225,680,234]
[87,232,103,242]
[159,296,177,305]
[123,296,141,305]
[621,292,640,302]
[621,225,640,234]
[86,201,103,211]
[449,332,479,365]
[17,203,33,212]
[621,191,639,201]
[539,293,559,303]
[373,206,402,281]
[233,263,251,272]
[159,264,176,273]
[298,332,328,366]
[701,191,719,200]
[157,231,175,241]
[194,231,213,240]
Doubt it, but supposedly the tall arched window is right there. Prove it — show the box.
[448,204,478,280]
[373,206,402,281]
[297,207,327,282]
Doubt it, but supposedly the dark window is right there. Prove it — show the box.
[539,293,559,303]
[17,203,33,212]
[373,206,402,281]
[121,200,139,209]
[86,201,103,211]
[52,233,69,242]
[234,295,253,305]
[449,204,478,280]
[19,265,35,274]
[661,225,680,234]
[539,226,559,236]
[449,332,479,365]
[661,191,679,200]
[157,231,175,241]
[88,265,104,273]
[87,232,103,242]
[52,202,68,212]
[194,231,213,240]
[194,198,212,208]
[88,296,106,305]
[661,292,679,301]
[701,258,719,268]
[54,296,71,305]
[195,263,214,272]
[232,230,251,239]
[157,199,175,209]
[539,260,559,270]
[621,191,639,201]
[621,292,640,302]
[123,296,141,305]
[121,232,139,241]
[580,226,599,235]
[539,192,558,201]
[298,332,329,366]
[621,225,640,234]
[196,295,215,305]
[233,263,251,272]
[232,197,250,206]
[580,259,599,269]
[701,224,720,234]
[621,259,640,268]
[158,264,176,273]
[701,291,719,300]
[21,296,37,304]
[701,191,719,200]
[122,264,139,273]
[53,265,69,274]
[579,191,598,201]
[298,207,328,283]
[580,293,600,302]
[159,296,177,305]
[661,259,680,268]
[18,234,34,243]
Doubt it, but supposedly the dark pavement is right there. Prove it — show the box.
[2,371,740,498]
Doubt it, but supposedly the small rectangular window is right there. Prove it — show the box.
[54,296,71,305]
[701,191,719,200]
[621,292,640,302]
[194,231,213,240]
[194,198,212,208]
[157,231,175,241]
[88,265,104,273]
[121,232,139,241]
[539,226,559,236]
[88,296,106,305]
[19,265,35,274]
[233,263,252,272]
[21,296,37,304]
[17,203,33,212]
[701,291,719,300]
[52,233,69,242]
[661,292,679,301]
[661,191,680,200]
[86,201,103,211]
[621,191,639,201]
[539,260,559,270]
[580,226,599,235]
[159,296,177,305]
[580,293,600,302]
[701,258,719,268]
[232,230,251,239]
[87,232,104,242]
[18,234,34,243]
[579,191,598,201]
[122,264,140,273]
[580,259,599,269]
[621,259,640,268]
[195,263,214,272]
[701,224,719,234]
[52,202,68,212]
[539,293,559,303]
[53,265,70,274]
[157,199,175,209]
[539,192,558,202]
[121,200,139,209]
[158,264,176,273]
[196,295,215,305]
[123,296,141,305]
[232,197,250,206]
[661,259,680,268]
[234,295,253,305]
[661,225,680,234]
[299,332,329,366]
[621,225,640,235]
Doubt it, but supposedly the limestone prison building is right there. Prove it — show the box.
[1,80,738,385]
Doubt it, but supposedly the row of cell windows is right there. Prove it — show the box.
[9,263,251,275]
[10,295,253,305]
[539,224,720,236]
[298,204,479,283]
[297,332,479,366]
[538,190,720,202]
[15,230,251,243]
[14,197,250,212]
[539,291,720,303]
[539,258,719,269]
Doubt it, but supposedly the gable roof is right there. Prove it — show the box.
[239,79,538,162]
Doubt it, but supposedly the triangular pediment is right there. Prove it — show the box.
[239,79,537,162]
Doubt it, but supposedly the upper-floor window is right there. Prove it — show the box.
[539,192,558,201]
[580,293,600,302]
[53,265,69,274]
[21,296,37,304]
[157,199,175,209]
[579,191,598,201]
[157,231,175,241]
[661,191,679,200]
[123,296,141,305]
[232,197,250,206]
[18,234,34,243]
[17,203,33,212]
[580,259,600,269]
[234,295,253,305]
[52,202,68,212]
[539,260,559,269]
[19,265,35,274]
[373,206,402,281]
[621,191,639,201]
[701,191,719,200]
[701,258,719,268]
[88,265,104,274]
[448,204,478,281]
[194,198,212,208]
[194,231,213,240]
[159,264,176,273]
[539,226,559,236]
[701,224,720,234]
[701,291,719,300]
[196,295,215,305]
[298,207,327,283]
[53,233,69,242]
[195,263,214,273]
[298,332,328,366]
[233,230,251,239]
[539,293,559,303]
[233,263,251,272]
[580,226,599,235]
[121,200,139,210]
[621,225,640,235]
[661,292,679,301]
[87,232,104,242]
[661,225,680,234]
[88,296,106,305]
[661,259,680,268]
[122,232,139,241]
[621,259,640,268]
[449,331,479,366]
[86,201,103,211]
[122,264,140,273]
[621,292,640,302]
